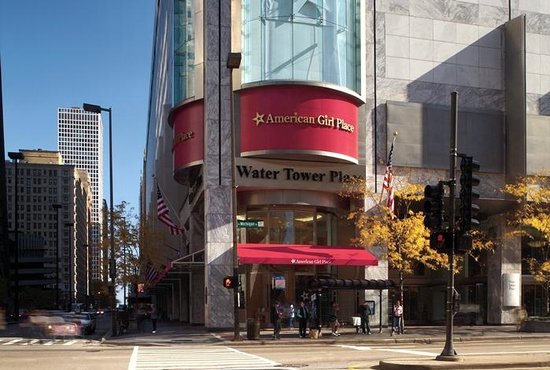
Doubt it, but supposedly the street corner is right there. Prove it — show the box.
[379,353,550,370]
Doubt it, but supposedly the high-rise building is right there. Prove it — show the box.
[6,149,91,308]
[58,107,104,282]
[143,1,550,328]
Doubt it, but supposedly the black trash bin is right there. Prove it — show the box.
[246,318,260,340]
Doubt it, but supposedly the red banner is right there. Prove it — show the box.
[172,100,204,170]
[240,85,360,163]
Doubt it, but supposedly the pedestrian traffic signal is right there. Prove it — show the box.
[459,155,480,232]
[223,276,236,289]
[430,231,452,253]
[424,182,445,231]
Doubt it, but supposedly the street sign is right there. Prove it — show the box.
[237,220,264,228]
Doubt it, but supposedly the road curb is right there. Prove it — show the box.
[379,354,550,369]
[100,332,550,347]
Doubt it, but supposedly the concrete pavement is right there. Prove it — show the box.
[98,320,550,368]
[4,317,549,368]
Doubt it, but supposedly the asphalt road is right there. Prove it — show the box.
[0,337,549,369]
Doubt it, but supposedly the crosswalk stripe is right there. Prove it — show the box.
[378,348,439,356]
[337,344,438,357]
[2,339,22,346]
[0,338,96,346]
[130,346,286,370]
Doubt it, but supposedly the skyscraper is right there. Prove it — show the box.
[58,107,104,282]
[5,149,91,308]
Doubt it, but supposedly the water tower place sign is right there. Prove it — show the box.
[235,158,365,192]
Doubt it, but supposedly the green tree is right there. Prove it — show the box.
[503,175,550,313]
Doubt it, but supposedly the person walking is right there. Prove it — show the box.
[136,304,147,333]
[359,300,372,335]
[288,304,295,328]
[271,300,283,340]
[149,304,158,333]
[330,300,341,336]
[391,300,403,336]
[296,301,309,338]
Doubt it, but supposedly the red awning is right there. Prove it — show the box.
[237,243,378,266]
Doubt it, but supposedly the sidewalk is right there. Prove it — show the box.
[103,319,550,345]
[101,321,550,368]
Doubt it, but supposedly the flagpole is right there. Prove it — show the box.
[380,131,398,204]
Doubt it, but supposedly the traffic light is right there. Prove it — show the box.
[430,230,452,253]
[424,182,445,231]
[459,155,480,232]
[223,275,236,289]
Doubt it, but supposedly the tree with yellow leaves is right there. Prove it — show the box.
[503,175,550,313]
[342,179,449,314]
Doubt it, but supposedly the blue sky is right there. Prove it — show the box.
[1,1,155,212]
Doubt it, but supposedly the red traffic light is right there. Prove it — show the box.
[223,276,236,289]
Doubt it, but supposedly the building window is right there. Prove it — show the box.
[174,0,195,104]
[242,0,360,92]
[242,207,339,245]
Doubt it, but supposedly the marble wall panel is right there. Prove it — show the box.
[376,0,410,15]
[386,13,410,36]
[479,5,508,27]
[410,60,435,82]
[479,47,502,68]
[451,2,479,24]
[410,17,434,39]
[386,57,410,80]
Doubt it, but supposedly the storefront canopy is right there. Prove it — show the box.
[237,243,378,266]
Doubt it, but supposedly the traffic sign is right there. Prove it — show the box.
[237,220,264,228]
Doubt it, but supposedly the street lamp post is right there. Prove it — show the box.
[8,151,24,321]
[83,103,117,336]
[52,204,62,309]
[65,222,74,311]
[437,91,459,360]
[227,52,241,341]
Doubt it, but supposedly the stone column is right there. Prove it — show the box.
[202,0,234,329]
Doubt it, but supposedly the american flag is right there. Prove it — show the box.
[382,138,395,213]
[157,185,183,235]
[144,265,158,283]
[153,261,173,285]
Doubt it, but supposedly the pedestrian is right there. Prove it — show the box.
[517,304,528,331]
[359,300,372,335]
[296,301,309,338]
[271,300,283,339]
[136,304,147,333]
[329,300,341,336]
[309,299,320,338]
[149,304,158,333]
[391,300,403,336]
[288,304,295,328]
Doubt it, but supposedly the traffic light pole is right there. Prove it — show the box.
[437,91,459,361]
